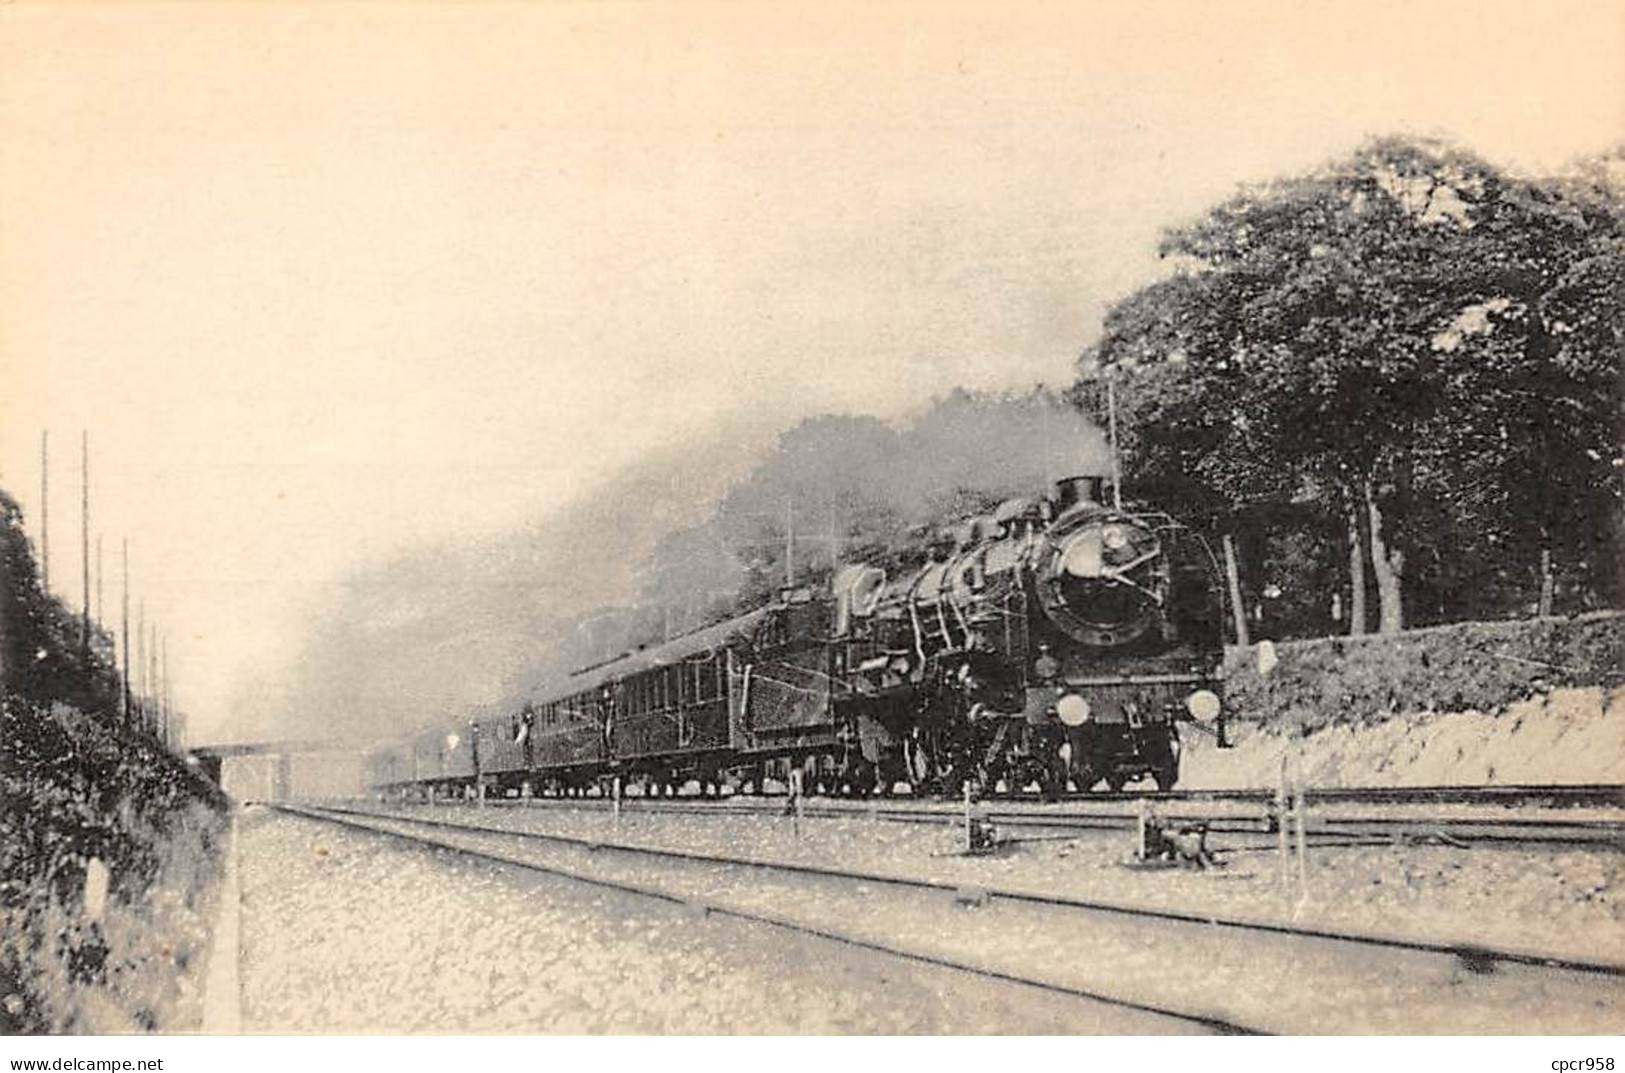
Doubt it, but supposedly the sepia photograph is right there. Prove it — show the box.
[1,0,1620,1060]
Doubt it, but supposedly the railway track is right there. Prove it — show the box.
[448,788,1625,849]
[388,781,1625,808]
[1066,783,1625,807]
[271,803,1256,1034]
[278,802,1623,1033]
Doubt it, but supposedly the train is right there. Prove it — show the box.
[369,475,1229,800]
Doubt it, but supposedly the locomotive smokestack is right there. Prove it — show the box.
[1053,476,1105,513]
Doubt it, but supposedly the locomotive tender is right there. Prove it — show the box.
[373,476,1228,799]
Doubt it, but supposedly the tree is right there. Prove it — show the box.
[714,394,1112,606]
[1084,137,1623,633]
[0,489,124,718]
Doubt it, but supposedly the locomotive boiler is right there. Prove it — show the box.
[370,475,1228,801]
[833,475,1227,795]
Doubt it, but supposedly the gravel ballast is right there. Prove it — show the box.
[333,804,1622,1034]
[363,798,1623,967]
[234,806,1205,1033]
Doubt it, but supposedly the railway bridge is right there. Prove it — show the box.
[188,739,365,802]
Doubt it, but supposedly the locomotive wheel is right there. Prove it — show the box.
[878,754,905,796]
[1036,759,1066,802]
[1148,732,1180,791]
[903,738,932,795]
[906,731,961,798]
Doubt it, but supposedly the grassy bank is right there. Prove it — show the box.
[1,698,227,1034]
[1223,611,1624,733]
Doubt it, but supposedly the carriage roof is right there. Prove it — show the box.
[534,605,772,703]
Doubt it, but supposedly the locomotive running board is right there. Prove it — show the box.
[1062,673,1213,686]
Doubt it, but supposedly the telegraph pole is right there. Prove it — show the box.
[81,430,90,650]
[40,431,49,591]
[1107,376,1123,512]
[121,541,131,726]
[159,633,169,746]
[96,535,104,629]
[784,497,794,587]
[828,498,841,567]
[137,600,146,731]
[148,622,158,737]
[154,631,163,743]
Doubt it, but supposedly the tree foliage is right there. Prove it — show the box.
[1081,137,1623,632]
[0,490,125,719]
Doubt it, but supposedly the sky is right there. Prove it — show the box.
[2,0,1621,744]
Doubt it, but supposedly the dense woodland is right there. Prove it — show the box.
[1081,137,1622,639]
[0,490,128,719]
[636,137,1622,649]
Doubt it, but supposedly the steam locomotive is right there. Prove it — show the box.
[370,476,1228,799]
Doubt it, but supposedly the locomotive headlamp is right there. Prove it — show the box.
[1056,693,1091,727]
[1102,525,1130,551]
[888,654,912,676]
[1185,690,1222,723]
[1061,531,1105,578]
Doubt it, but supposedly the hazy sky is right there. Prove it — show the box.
[2,0,1620,743]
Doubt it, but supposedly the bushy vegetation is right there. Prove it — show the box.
[1,489,226,1033]
[1224,611,1624,734]
[640,389,1109,622]
[1078,137,1623,637]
